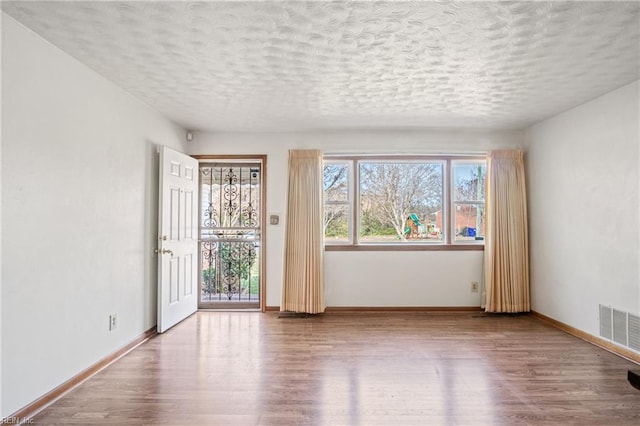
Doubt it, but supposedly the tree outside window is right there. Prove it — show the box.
[323,162,350,242]
[359,162,443,242]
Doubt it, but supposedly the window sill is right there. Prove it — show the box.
[324,244,484,252]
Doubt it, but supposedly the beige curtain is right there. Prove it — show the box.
[281,149,325,314]
[484,150,530,313]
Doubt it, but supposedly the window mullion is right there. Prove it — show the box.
[352,159,359,244]
[445,158,452,244]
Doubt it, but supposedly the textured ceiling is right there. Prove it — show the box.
[2,1,639,132]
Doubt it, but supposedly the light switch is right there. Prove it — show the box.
[269,214,280,225]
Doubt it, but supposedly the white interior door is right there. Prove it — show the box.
[157,146,199,333]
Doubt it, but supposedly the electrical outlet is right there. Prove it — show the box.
[109,314,117,331]
[471,282,479,293]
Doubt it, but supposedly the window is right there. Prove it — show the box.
[452,161,486,243]
[359,160,443,243]
[323,160,351,243]
[323,156,486,248]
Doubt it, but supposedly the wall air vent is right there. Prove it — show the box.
[628,314,640,352]
[613,309,628,346]
[599,305,613,340]
[599,304,640,355]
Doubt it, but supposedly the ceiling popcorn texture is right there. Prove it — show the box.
[2,1,639,132]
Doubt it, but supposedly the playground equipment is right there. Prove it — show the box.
[404,214,441,239]
[404,214,421,239]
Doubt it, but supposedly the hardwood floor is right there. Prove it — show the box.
[31,312,640,425]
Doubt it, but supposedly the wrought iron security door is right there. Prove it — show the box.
[199,162,261,308]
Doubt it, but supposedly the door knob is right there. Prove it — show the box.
[154,248,173,255]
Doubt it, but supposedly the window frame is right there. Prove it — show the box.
[323,159,354,245]
[323,155,486,251]
[451,159,487,245]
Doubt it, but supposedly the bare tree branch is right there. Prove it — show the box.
[360,162,442,240]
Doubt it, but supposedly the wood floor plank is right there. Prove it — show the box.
[30,312,640,425]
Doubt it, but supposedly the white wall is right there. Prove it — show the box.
[525,81,640,336]
[187,130,523,308]
[325,251,485,307]
[1,14,186,416]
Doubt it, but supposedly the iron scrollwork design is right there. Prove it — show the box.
[223,168,239,222]
[200,164,260,302]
